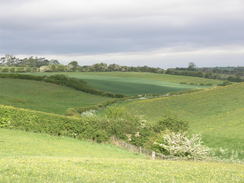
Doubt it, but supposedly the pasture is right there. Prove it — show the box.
[28,72,222,96]
[0,78,111,114]
[0,71,243,182]
[0,128,243,183]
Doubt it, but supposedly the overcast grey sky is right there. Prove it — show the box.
[0,0,244,68]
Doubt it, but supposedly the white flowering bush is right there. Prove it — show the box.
[81,110,96,117]
[151,131,210,159]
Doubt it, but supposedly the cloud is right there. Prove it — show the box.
[13,45,244,68]
[0,0,244,66]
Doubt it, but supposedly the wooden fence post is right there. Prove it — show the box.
[152,151,156,160]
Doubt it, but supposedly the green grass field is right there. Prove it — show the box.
[28,72,222,96]
[0,78,111,114]
[0,128,243,183]
[117,83,244,158]
[1,72,243,182]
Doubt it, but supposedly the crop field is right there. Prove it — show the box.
[28,72,222,96]
[0,78,111,114]
[0,128,243,183]
[118,83,244,158]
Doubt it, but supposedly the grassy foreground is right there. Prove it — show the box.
[0,78,111,114]
[28,72,222,96]
[0,129,243,183]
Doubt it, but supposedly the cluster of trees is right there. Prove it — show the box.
[200,66,244,76]
[0,55,59,67]
[76,63,164,73]
[166,62,244,82]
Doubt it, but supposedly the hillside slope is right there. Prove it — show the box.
[0,128,243,183]
[119,83,244,156]
[29,72,222,96]
[0,78,111,114]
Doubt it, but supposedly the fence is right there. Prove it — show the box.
[110,136,175,160]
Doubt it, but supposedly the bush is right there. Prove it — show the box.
[153,117,189,133]
[104,106,141,139]
[218,81,232,86]
[148,131,210,159]
[0,67,9,72]
[15,67,25,72]
[9,67,15,72]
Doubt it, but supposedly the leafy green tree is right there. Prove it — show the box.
[68,61,79,71]
[188,62,196,71]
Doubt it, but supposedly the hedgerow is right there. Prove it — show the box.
[0,105,141,143]
[0,67,38,73]
[0,105,111,142]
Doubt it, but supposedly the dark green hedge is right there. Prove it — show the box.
[0,105,143,143]
[0,105,111,142]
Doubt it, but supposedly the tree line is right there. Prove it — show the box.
[1,55,243,82]
[166,62,244,82]
[0,54,165,73]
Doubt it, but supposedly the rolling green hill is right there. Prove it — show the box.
[0,78,111,114]
[28,72,222,96]
[117,83,244,158]
[0,128,243,183]
[0,72,243,182]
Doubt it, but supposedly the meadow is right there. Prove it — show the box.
[117,83,244,158]
[0,128,243,183]
[0,71,243,182]
[0,78,111,114]
[28,72,222,96]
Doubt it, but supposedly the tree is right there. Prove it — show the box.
[108,64,121,71]
[49,59,60,65]
[92,63,108,72]
[0,54,20,66]
[68,61,79,71]
[188,62,196,71]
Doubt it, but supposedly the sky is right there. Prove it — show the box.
[0,0,244,68]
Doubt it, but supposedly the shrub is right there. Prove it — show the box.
[91,130,109,143]
[9,67,15,72]
[66,99,123,116]
[0,67,9,72]
[15,67,25,72]
[104,106,142,139]
[218,81,232,86]
[130,126,154,147]
[81,110,96,117]
[149,131,210,159]
[153,117,189,133]
[179,82,187,84]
